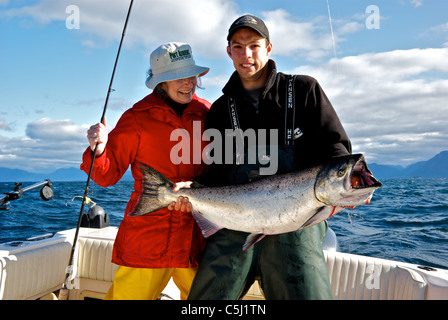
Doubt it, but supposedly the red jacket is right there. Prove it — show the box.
[81,92,210,268]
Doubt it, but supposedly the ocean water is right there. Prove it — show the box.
[1,178,447,270]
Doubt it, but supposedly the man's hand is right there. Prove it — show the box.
[167,196,192,212]
[167,181,193,212]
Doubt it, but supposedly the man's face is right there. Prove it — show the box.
[227,28,272,89]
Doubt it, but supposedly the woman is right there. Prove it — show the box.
[81,42,210,300]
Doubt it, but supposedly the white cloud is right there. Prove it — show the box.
[434,22,448,32]
[336,21,364,35]
[261,9,335,61]
[2,0,238,57]
[3,1,365,62]
[26,118,88,141]
[2,1,447,170]
[410,0,424,8]
[0,118,89,172]
[0,119,14,132]
[425,22,448,46]
[260,9,369,62]
[291,48,448,165]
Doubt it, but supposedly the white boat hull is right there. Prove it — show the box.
[1,226,447,300]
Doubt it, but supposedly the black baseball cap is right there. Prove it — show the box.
[227,14,270,42]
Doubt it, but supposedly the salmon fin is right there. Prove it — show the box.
[191,211,222,238]
[243,233,266,251]
[301,206,338,229]
[128,162,174,217]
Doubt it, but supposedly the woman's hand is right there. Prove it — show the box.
[87,118,108,156]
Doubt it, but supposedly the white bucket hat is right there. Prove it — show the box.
[145,42,209,90]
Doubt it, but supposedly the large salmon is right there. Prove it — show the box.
[129,154,382,250]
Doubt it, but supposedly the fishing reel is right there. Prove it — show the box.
[1,180,53,211]
[70,196,110,228]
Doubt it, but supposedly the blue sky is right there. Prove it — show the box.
[0,0,447,173]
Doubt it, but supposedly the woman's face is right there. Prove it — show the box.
[162,76,198,104]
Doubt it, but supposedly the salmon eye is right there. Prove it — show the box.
[337,169,345,177]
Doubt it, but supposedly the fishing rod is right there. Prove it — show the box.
[325,0,339,75]
[59,0,134,300]
[0,180,53,210]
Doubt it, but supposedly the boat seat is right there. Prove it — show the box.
[70,236,118,300]
[75,231,445,300]
[0,240,71,300]
[324,250,427,300]
[0,228,118,300]
[77,237,117,282]
[1,227,445,300]
[245,251,428,300]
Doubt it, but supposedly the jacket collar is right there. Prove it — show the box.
[133,92,207,115]
[222,59,277,99]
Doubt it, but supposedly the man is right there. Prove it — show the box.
[188,15,351,300]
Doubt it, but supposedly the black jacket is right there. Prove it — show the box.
[200,60,351,185]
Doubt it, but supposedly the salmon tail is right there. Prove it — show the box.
[128,162,174,217]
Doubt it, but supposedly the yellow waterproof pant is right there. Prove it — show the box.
[104,265,197,300]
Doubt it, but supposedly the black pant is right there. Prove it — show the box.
[187,222,333,300]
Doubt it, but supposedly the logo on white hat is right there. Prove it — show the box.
[169,49,192,62]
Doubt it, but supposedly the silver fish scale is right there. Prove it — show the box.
[162,167,323,235]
